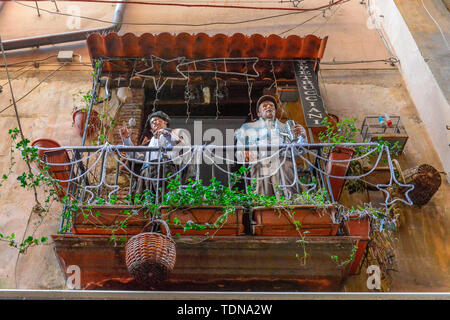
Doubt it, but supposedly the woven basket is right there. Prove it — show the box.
[125,219,176,285]
[401,164,442,206]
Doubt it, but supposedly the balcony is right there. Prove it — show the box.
[33,32,429,291]
[35,141,408,290]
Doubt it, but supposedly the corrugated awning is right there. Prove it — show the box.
[87,32,328,80]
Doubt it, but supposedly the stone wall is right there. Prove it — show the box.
[110,88,146,145]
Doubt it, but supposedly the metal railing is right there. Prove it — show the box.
[33,141,412,233]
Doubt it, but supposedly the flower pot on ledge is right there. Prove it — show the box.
[72,205,151,235]
[31,139,70,199]
[361,166,391,189]
[73,109,100,137]
[252,205,339,236]
[326,147,355,202]
[159,206,245,236]
[343,215,370,275]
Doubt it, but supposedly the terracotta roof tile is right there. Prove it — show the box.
[87,32,327,79]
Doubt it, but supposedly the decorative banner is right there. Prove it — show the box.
[294,60,327,127]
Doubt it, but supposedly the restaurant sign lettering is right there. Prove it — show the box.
[294,60,326,127]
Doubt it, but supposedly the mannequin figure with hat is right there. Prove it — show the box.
[119,111,191,196]
[235,95,307,198]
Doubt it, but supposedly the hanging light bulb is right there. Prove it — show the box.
[128,117,136,128]
[202,87,211,104]
[215,84,229,100]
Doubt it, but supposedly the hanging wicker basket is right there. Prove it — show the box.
[401,164,442,206]
[125,219,176,285]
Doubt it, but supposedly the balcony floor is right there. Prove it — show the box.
[52,234,359,291]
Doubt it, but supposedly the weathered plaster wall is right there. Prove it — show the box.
[0,1,448,291]
[1,1,394,69]
[318,70,450,291]
[0,72,90,289]
[370,0,450,182]
[0,69,448,291]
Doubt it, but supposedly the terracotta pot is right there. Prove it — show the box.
[326,147,355,202]
[310,113,339,142]
[72,205,150,235]
[160,206,244,236]
[362,166,391,189]
[73,109,100,137]
[252,205,339,236]
[343,216,370,240]
[31,139,70,198]
[327,114,340,127]
[343,216,370,275]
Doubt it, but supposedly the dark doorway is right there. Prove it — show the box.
[139,82,269,184]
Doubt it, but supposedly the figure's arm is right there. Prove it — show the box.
[120,126,146,161]
[171,128,191,165]
[235,127,254,163]
[290,124,308,143]
[235,127,246,163]
[289,124,308,158]
[171,128,189,146]
[296,125,308,143]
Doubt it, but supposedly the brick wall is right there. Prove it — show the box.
[111,88,145,145]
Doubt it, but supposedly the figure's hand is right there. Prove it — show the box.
[119,125,130,139]
[154,128,171,138]
[244,151,250,162]
[141,136,151,145]
[293,124,307,139]
[170,131,182,144]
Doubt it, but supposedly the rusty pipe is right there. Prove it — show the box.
[2,1,126,51]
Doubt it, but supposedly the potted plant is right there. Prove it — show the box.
[359,158,403,192]
[31,138,70,198]
[158,176,245,236]
[71,204,151,235]
[319,117,405,197]
[70,191,157,236]
[318,117,362,201]
[250,187,339,236]
[337,205,390,275]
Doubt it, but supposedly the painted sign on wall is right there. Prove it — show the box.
[294,60,326,127]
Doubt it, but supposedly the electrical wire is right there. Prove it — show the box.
[12,1,343,27]
[279,0,305,8]
[0,65,32,87]
[277,11,322,36]
[312,0,344,35]
[365,0,397,60]
[12,0,348,12]
[0,55,57,68]
[320,58,398,65]
[0,64,66,115]
[421,0,450,51]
